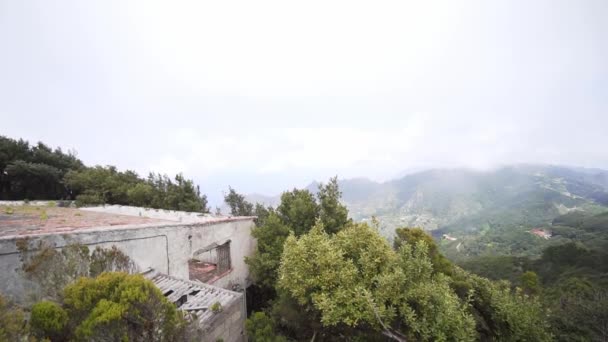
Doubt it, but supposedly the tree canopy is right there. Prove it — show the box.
[459,210,608,341]
[0,137,83,200]
[278,222,477,341]
[30,272,187,341]
[276,188,319,236]
[317,176,350,234]
[0,135,209,212]
[224,186,254,216]
[241,179,552,341]
[242,179,351,294]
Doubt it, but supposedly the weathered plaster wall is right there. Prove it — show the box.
[202,296,246,342]
[0,218,255,304]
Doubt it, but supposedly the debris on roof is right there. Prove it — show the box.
[0,205,167,237]
[143,269,243,327]
[0,203,255,238]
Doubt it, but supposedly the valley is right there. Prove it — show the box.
[252,165,608,261]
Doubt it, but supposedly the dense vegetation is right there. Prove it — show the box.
[1,273,192,341]
[17,241,139,301]
[334,167,608,341]
[2,135,606,340]
[459,210,608,341]
[1,244,200,341]
[228,183,552,341]
[0,294,26,341]
[0,135,209,212]
[233,170,608,341]
[30,273,188,341]
[255,166,608,259]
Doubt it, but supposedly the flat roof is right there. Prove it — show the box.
[0,204,254,238]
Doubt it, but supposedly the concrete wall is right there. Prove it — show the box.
[202,296,246,342]
[0,218,256,304]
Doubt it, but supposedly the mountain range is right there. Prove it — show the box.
[249,164,608,259]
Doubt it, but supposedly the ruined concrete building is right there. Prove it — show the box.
[0,203,256,342]
[145,270,246,342]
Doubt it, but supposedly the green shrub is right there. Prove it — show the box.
[62,272,186,340]
[210,301,222,313]
[30,300,68,340]
[0,294,26,341]
[246,311,287,342]
[75,193,104,207]
[89,246,138,277]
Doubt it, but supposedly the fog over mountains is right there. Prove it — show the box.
[247,164,608,256]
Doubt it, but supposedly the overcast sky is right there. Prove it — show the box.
[1,0,607,205]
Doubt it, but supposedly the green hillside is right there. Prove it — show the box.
[459,210,608,341]
[333,165,608,260]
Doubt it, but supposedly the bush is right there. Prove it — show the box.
[89,246,138,277]
[0,294,26,341]
[19,242,91,300]
[246,311,287,342]
[18,242,138,301]
[62,272,186,341]
[30,300,68,340]
[75,192,104,207]
[210,302,222,313]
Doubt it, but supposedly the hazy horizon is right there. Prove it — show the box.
[2,0,607,205]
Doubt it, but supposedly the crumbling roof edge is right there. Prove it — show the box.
[143,268,243,297]
[0,216,256,242]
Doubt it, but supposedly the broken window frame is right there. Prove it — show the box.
[189,240,232,283]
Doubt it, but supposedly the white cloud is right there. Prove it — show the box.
[1,0,607,199]
[146,112,556,184]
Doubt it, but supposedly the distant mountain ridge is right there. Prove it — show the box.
[247,164,608,220]
[341,165,608,234]
[247,165,608,249]
[333,164,608,259]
